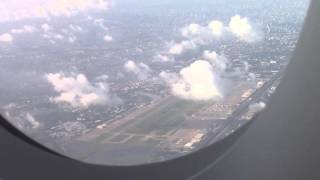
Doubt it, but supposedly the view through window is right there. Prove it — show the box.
[0,0,309,165]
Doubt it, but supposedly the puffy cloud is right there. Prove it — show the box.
[11,25,38,34]
[203,50,218,61]
[42,31,68,44]
[161,50,233,100]
[181,23,203,38]
[228,15,262,42]
[208,20,224,37]
[169,43,183,55]
[229,15,251,39]
[160,60,222,101]
[124,60,152,80]
[0,33,13,43]
[168,23,215,55]
[41,24,51,32]
[166,15,261,56]
[57,25,82,43]
[165,15,260,56]
[94,18,108,30]
[69,24,83,32]
[181,22,224,41]
[2,106,41,131]
[154,54,174,63]
[25,113,40,129]
[169,40,197,55]
[54,34,64,40]
[203,50,228,72]
[68,35,77,43]
[0,0,111,22]
[45,73,119,108]
[96,74,109,81]
[180,23,217,45]
[124,60,138,73]
[103,35,113,42]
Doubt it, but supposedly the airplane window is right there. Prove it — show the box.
[0,0,310,165]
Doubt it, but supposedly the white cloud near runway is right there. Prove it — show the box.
[45,72,120,108]
[160,49,233,101]
[160,60,222,101]
[0,0,111,22]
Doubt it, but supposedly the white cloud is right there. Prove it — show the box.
[124,60,138,73]
[203,50,218,61]
[169,43,184,55]
[208,20,224,37]
[169,40,197,55]
[68,35,77,43]
[160,60,222,101]
[228,15,262,42]
[164,15,261,56]
[154,54,174,63]
[56,25,82,43]
[41,24,69,43]
[96,74,109,81]
[0,0,111,22]
[124,60,151,80]
[2,106,41,131]
[42,31,68,43]
[180,23,216,45]
[11,25,38,34]
[0,33,13,43]
[45,72,119,108]
[25,113,40,129]
[41,24,51,32]
[203,50,228,72]
[94,18,108,30]
[181,19,227,41]
[69,24,83,32]
[229,15,251,39]
[181,23,203,38]
[103,35,113,42]
[54,34,64,40]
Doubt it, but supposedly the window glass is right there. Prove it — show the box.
[0,0,310,165]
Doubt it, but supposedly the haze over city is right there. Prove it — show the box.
[0,0,309,165]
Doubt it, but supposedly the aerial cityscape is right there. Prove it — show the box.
[0,0,309,165]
